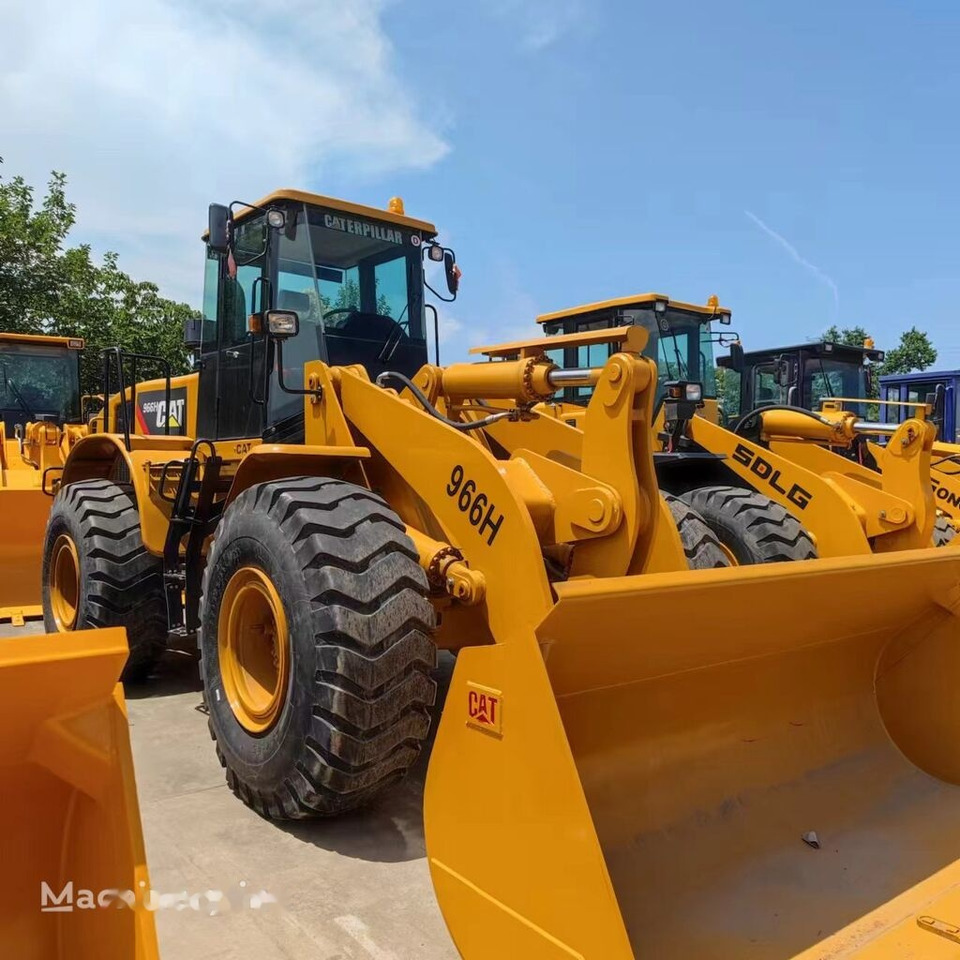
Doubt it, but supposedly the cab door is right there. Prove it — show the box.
[216,216,268,440]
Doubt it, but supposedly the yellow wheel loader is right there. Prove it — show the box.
[718,337,960,545]
[0,333,87,624]
[42,190,960,958]
[532,296,953,560]
[0,627,159,958]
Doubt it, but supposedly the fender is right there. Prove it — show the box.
[60,433,193,555]
[224,444,371,507]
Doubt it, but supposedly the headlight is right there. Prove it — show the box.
[266,310,299,339]
[685,383,702,402]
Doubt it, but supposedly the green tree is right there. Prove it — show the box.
[823,324,937,376]
[714,365,743,423]
[0,167,198,393]
[821,323,937,419]
[823,325,871,348]
[880,327,937,375]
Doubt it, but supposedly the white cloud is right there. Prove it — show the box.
[1,0,449,304]
[488,0,589,51]
[745,210,840,318]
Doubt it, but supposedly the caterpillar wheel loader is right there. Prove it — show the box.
[531,296,954,560]
[39,192,723,679]
[41,191,960,958]
[0,627,159,958]
[0,333,88,625]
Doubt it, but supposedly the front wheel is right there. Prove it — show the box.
[933,516,957,547]
[680,485,818,564]
[662,492,731,569]
[199,477,437,820]
[41,479,167,681]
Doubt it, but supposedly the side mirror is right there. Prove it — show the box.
[444,250,460,297]
[264,310,299,341]
[774,356,796,388]
[728,341,745,373]
[207,203,231,255]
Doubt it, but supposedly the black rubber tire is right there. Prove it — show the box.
[680,485,818,564]
[42,479,168,681]
[199,477,437,820]
[662,492,731,569]
[933,516,957,547]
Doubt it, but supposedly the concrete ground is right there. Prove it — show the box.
[4,620,459,960]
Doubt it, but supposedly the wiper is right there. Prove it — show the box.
[664,329,686,380]
[0,362,35,420]
[377,302,411,364]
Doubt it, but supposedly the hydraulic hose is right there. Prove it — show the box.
[375,371,518,432]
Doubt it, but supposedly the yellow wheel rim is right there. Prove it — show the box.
[50,534,80,631]
[716,539,740,566]
[218,566,289,734]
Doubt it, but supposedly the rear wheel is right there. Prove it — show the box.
[933,516,957,547]
[199,477,437,820]
[662,492,731,569]
[680,485,818,564]
[42,479,168,681]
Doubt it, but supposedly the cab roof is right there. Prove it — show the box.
[0,332,83,349]
[233,189,438,236]
[537,293,730,324]
[721,341,885,365]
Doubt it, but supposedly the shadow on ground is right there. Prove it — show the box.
[275,652,455,864]
[127,632,455,865]
[123,643,204,700]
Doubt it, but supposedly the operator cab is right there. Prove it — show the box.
[718,340,884,423]
[0,334,83,433]
[193,190,458,442]
[538,293,733,412]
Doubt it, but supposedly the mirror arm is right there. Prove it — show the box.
[274,338,323,399]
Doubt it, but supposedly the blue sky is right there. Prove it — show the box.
[4,1,960,367]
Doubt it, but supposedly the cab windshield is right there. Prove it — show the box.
[633,309,718,403]
[0,341,80,430]
[270,203,427,423]
[543,305,718,408]
[804,357,866,409]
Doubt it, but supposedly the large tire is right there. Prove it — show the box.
[42,479,167,681]
[933,516,957,547]
[680,485,818,564]
[199,477,437,820]
[662,492,731,569]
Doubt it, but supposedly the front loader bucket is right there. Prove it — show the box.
[0,629,159,959]
[0,483,52,621]
[426,550,960,959]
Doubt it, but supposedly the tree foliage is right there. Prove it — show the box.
[880,327,938,375]
[0,167,197,393]
[823,323,937,376]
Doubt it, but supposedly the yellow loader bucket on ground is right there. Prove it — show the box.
[0,479,52,622]
[426,548,960,959]
[0,629,159,959]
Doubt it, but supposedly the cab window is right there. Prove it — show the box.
[223,217,267,349]
[753,365,781,407]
